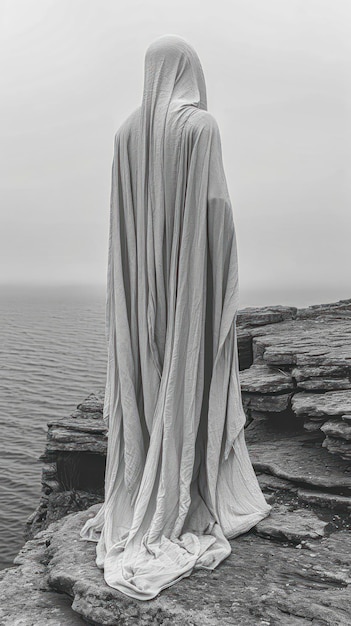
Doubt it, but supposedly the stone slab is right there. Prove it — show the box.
[246,418,351,494]
[239,363,294,393]
[237,305,297,328]
[76,391,104,413]
[0,522,88,626]
[47,417,107,434]
[297,489,351,512]
[291,365,349,380]
[321,418,351,441]
[254,504,329,542]
[249,317,351,369]
[292,390,351,418]
[46,428,107,455]
[242,392,292,413]
[322,436,351,461]
[297,378,351,391]
[257,473,299,493]
[44,506,351,625]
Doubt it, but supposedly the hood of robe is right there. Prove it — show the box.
[138,36,208,203]
[136,36,210,384]
[142,34,207,113]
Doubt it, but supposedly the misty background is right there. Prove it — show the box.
[1,0,350,305]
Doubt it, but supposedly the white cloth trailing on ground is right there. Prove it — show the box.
[79,34,271,601]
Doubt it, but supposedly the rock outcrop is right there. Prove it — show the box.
[1,499,350,626]
[1,412,351,625]
[238,298,351,461]
[1,297,351,625]
[25,391,107,540]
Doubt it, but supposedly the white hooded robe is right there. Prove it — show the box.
[79,34,271,601]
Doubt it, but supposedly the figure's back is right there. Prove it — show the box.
[79,34,272,602]
[116,103,229,237]
[114,101,233,374]
[117,105,218,186]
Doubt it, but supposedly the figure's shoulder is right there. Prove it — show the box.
[114,107,141,144]
[185,109,220,137]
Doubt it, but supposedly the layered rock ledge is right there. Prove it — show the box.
[1,297,350,625]
[237,297,351,461]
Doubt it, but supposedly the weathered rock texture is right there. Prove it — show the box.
[1,415,351,625]
[1,298,351,625]
[238,298,351,461]
[25,391,107,540]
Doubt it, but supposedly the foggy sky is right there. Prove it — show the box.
[1,0,350,305]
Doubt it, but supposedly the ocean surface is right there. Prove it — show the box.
[0,284,107,570]
[0,283,349,570]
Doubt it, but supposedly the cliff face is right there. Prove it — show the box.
[238,299,351,460]
[1,299,351,625]
[25,390,107,541]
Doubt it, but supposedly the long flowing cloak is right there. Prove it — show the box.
[80,35,271,600]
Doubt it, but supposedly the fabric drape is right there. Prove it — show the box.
[79,34,271,601]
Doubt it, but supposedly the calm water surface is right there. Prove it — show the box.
[0,285,107,569]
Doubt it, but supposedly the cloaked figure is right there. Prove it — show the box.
[80,34,271,600]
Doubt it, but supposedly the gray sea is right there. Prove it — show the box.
[0,285,107,570]
[0,282,349,570]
